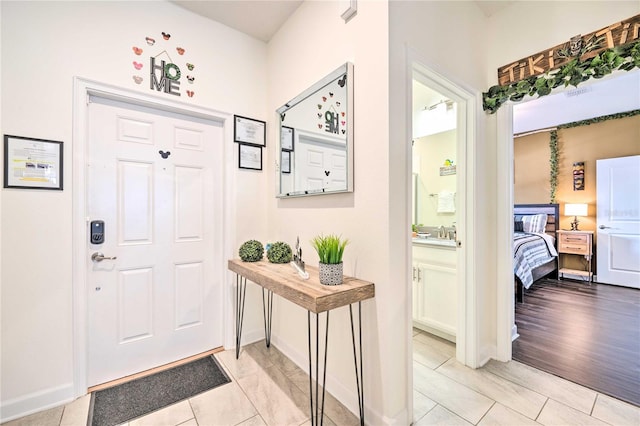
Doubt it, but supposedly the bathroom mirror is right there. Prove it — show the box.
[276,62,354,197]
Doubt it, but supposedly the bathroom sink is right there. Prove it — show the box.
[412,237,456,247]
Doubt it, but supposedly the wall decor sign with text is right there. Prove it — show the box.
[131,31,197,98]
[234,115,266,147]
[573,161,585,191]
[3,134,63,190]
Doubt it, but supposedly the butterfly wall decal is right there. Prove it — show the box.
[133,61,143,70]
[338,75,346,87]
[158,150,171,159]
[132,46,143,55]
[162,32,171,40]
[145,37,155,46]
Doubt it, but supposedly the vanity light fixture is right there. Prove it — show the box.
[565,203,588,231]
[425,99,454,111]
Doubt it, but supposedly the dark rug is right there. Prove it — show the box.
[88,355,231,426]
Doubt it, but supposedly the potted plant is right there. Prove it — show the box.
[311,234,348,285]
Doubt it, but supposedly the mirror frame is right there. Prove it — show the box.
[276,62,354,198]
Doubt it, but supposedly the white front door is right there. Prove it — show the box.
[294,130,347,193]
[596,155,640,288]
[87,96,224,386]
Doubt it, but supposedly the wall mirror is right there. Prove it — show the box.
[276,62,354,197]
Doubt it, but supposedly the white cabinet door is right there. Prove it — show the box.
[412,244,457,341]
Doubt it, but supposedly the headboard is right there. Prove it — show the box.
[514,203,559,239]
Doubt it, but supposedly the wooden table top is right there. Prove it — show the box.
[228,259,375,313]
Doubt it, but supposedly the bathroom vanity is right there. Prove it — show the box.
[412,238,457,342]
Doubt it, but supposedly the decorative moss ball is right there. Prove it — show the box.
[266,241,293,264]
[239,240,264,262]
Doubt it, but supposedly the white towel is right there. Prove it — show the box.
[437,190,456,213]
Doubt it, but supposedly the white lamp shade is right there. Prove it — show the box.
[565,203,588,217]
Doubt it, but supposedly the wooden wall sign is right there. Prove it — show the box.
[497,14,640,86]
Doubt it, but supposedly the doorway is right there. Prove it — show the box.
[409,60,475,423]
[72,78,235,397]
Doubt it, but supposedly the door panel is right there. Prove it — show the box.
[87,96,223,386]
[596,155,640,288]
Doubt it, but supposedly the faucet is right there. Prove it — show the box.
[438,225,446,239]
[450,222,457,240]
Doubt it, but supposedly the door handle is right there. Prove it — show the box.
[91,252,117,262]
[599,225,611,229]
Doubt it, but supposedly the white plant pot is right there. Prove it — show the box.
[319,262,343,285]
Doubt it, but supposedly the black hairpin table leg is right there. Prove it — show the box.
[235,274,247,359]
[350,302,365,425]
[308,310,330,426]
[262,288,273,348]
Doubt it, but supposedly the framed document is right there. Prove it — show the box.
[4,135,63,190]
[281,126,294,151]
[239,144,262,171]
[281,150,291,174]
[234,115,266,147]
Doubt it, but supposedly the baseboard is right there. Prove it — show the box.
[511,324,520,341]
[270,334,391,425]
[0,383,75,423]
[238,328,267,348]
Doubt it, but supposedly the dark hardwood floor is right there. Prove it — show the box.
[513,278,640,407]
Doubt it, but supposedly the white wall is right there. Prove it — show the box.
[266,1,394,423]
[0,1,269,420]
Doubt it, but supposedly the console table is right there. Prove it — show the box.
[228,259,375,426]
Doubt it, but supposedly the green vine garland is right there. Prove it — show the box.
[483,41,640,114]
[549,130,558,204]
[558,109,640,129]
[523,110,639,204]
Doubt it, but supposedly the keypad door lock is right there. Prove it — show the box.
[90,220,105,244]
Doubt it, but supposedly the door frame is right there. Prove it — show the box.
[71,77,236,397]
[406,51,478,419]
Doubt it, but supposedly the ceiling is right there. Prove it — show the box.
[172,1,514,42]
[171,0,303,42]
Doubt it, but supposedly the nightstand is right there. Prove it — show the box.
[557,230,594,282]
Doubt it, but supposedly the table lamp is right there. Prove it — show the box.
[565,203,588,231]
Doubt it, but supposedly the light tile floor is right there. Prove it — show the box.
[4,331,640,425]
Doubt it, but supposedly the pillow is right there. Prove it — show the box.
[514,220,524,232]
[521,213,547,234]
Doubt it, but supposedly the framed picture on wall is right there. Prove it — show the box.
[239,143,262,170]
[281,150,291,174]
[3,134,63,190]
[281,126,294,151]
[234,115,266,147]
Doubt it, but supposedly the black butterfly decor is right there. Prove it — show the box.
[280,113,286,121]
[324,170,330,176]
[338,75,346,87]
[159,150,171,159]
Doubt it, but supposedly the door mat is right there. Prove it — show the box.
[88,355,231,426]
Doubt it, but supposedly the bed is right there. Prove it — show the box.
[514,204,559,302]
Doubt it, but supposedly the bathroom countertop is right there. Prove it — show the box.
[412,237,456,248]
